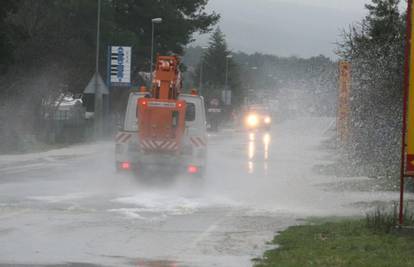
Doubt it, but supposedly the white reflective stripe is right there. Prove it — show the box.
[121,134,132,143]
[190,137,199,147]
[116,132,133,143]
[115,133,125,142]
[155,140,163,147]
[161,141,170,149]
[140,139,179,150]
[190,137,206,147]
[167,141,177,150]
[141,140,154,149]
[149,141,158,149]
[148,101,177,108]
[142,140,148,148]
[144,140,152,149]
[196,137,206,146]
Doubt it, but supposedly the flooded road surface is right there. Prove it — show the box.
[0,117,403,267]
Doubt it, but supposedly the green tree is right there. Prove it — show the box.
[337,0,405,177]
[111,0,219,71]
[194,28,243,105]
[0,0,219,152]
[2,0,218,93]
[0,0,19,70]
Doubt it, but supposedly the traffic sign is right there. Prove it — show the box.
[400,0,414,225]
[407,1,414,174]
[338,61,351,144]
[210,98,220,107]
[109,46,131,87]
[221,90,232,105]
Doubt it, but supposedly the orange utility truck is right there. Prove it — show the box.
[115,56,207,177]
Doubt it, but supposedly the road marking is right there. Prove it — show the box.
[0,162,65,175]
[184,209,236,252]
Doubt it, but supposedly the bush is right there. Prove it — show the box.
[366,204,414,233]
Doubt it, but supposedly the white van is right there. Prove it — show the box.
[115,92,207,177]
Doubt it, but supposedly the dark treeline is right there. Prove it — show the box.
[234,52,337,116]
[337,0,405,178]
[0,0,218,152]
[185,28,243,106]
[185,46,337,116]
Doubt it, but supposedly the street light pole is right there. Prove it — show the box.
[224,54,232,105]
[95,0,101,77]
[199,46,208,96]
[199,60,203,95]
[150,18,162,87]
[94,0,102,138]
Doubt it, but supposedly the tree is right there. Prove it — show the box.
[0,0,19,70]
[185,44,337,114]
[0,0,219,152]
[1,0,218,94]
[194,28,243,105]
[111,0,219,71]
[337,0,405,176]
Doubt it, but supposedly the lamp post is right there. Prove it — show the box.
[94,0,102,138]
[199,46,208,96]
[150,17,163,87]
[250,66,258,91]
[224,54,233,105]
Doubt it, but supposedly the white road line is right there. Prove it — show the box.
[182,209,236,254]
[0,163,65,175]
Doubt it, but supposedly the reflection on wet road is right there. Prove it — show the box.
[247,132,271,175]
[0,117,401,267]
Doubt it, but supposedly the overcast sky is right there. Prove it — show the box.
[193,0,406,58]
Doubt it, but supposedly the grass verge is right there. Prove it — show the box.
[253,213,414,267]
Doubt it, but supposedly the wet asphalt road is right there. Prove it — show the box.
[0,117,401,267]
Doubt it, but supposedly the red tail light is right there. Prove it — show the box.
[121,162,131,170]
[187,165,199,174]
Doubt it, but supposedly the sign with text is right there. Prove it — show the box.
[337,61,351,144]
[406,2,414,174]
[109,46,131,87]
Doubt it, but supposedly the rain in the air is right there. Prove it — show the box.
[1,0,414,266]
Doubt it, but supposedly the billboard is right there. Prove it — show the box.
[109,46,131,87]
[406,1,414,174]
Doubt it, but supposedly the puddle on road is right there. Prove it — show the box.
[28,192,91,203]
[109,191,240,221]
[133,259,183,267]
[0,263,104,267]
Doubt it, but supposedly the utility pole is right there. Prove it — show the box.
[94,0,102,138]
[224,54,232,105]
[337,61,351,145]
[199,60,204,95]
[199,46,208,96]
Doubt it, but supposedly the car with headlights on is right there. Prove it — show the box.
[242,105,272,131]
